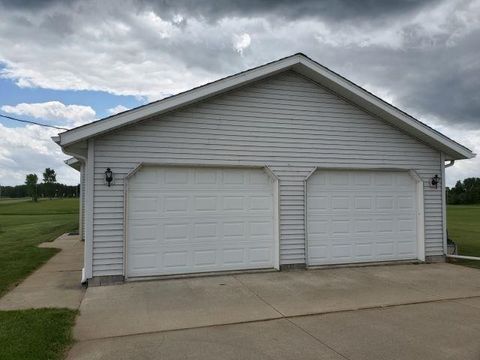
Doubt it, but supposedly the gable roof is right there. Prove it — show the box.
[54,53,475,160]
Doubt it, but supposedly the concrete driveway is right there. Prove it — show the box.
[69,263,480,360]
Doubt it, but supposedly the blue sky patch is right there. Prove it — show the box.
[0,76,147,127]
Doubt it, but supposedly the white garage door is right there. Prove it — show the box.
[127,166,275,277]
[306,170,418,265]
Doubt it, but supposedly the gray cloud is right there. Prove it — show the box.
[137,0,436,23]
[0,0,63,9]
[312,30,480,130]
[0,0,436,21]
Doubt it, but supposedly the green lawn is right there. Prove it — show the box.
[0,198,79,360]
[447,204,480,269]
[0,309,77,360]
[0,197,33,204]
[0,198,79,296]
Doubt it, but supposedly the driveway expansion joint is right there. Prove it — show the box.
[73,294,480,344]
[232,274,286,317]
[284,317,352,360]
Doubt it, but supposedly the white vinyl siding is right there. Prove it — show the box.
[91,70,442,277]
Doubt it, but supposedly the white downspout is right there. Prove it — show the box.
[441,154,447,257]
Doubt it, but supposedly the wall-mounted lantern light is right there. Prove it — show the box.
[430,174,440,189]
[105,168,113,187]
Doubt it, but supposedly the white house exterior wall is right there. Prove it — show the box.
[90,71,442,277]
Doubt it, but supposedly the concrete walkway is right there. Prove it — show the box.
[0,233,85,310]
[68,263,480,359]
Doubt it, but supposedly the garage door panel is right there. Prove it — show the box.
[164,196,189,213]
[374,173,394,186]
[309,245,329,260]
[193,196,217,211]
[353,172,372,185]
[331,244,352,259]
[165,250,189,265]
[223,248,246,265]
[194,169,217,184]
[128,253,157,272]
[307,196,329,210]
[308,196,414,214]
[129,225,157,241]
[307,170,418,265]
[398,196,415,209]
[249,196,273,210]
[194,250,217,266]
[223,196,244,210]
[223,221,245,237]
[248,247,272,263]
[376,196,394,210]
[354,197,373,210]
[193,222,218,239]
[375,242,395,256]
[129,196,158,213]
[127,166,275,277]
[165,168,189,184]
[354,219,373,233]
[163,223,189,241]
[398,241,417,255]
[355,243,373,257]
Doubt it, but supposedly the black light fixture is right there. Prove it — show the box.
[430,174,440,189]
[105,168,113,187]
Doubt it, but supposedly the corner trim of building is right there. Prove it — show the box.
[84,139,94,279]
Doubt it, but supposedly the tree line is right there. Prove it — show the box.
[2,171,479,204]
[446,177,480,205]
[1,168,79,201]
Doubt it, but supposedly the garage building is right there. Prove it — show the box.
[56,53,475,284]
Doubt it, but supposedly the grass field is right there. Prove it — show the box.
[0,197,35,204]
[0,198,79,297]
[447,205,480,269]
[0,198,79,360]
[0,309,77,360]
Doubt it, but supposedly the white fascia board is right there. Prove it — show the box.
[58,56,301,146]
[293,58,475,160]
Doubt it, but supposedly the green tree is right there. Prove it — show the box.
[43,168,57,198]
[447,178,480,204]
[25,174,38,202]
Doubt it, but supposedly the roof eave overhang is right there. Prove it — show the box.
[56,54,475,160]
[65,157,81,171]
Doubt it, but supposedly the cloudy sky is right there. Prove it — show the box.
[0,0,478,187]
